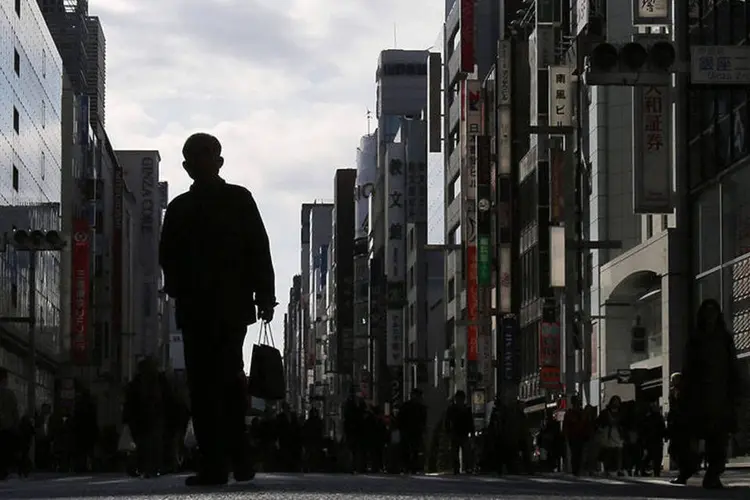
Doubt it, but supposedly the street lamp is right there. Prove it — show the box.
[1,228,66,415]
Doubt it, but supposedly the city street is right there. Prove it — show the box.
[0,470,748,500]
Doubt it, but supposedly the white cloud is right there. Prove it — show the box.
[88,0,444,365]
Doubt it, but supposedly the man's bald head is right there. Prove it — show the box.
[182,133,224,181]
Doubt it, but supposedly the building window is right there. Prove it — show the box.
[42,100,45,127]
[661,215,669,231]
[11,284,18,308]
[14,49,20,75]
[15,0,20,16]
[12,165,19,191]
[722,164,750,261]
[13,107,19,133]
[693,186,721,274]
[42,49,46,78]
[448,278,455,301]
[40,151,45,179]
[646,216,653,240]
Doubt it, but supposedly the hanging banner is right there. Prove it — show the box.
[633,85,672,213]
[71,218,90,364]
[459,0,475,73]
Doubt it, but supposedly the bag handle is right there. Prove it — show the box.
[259,321,275,347]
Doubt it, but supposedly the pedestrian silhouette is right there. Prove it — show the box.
[159,132,276,486]
[675,298,742,489]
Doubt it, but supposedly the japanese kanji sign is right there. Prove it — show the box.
[633,85,672,213]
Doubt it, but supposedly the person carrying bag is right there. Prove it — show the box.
[247,322,286,401]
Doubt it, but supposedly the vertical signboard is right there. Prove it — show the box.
[633,0,671,25]
[355,134,377,240]
[385,146,406,406]
[501,315,518,383]
[462,80,481,362]
[459,0,475,73]
[427,52,442,153]
[497,40,512,176]
[633,86,672,213]
[548,67,572,127]
[549,147,565,223]
[539,322,562,389]
[476,135,492,285]
[71,219,90,365]
[385,146,406,368]
[140,155,159,355]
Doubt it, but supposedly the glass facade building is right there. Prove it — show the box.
[689,1,750,357]
[0,0,64,412]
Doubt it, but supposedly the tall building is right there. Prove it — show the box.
[37,0,105,129]
[284,275,302,409]
[298,202,333,412]
[328,168,356,415]
[84,16,105,128]
[370,49,429,406]
[0,0,64,414]
[353,134,376,397]
[682,0,750,453]
[441,0,500,409]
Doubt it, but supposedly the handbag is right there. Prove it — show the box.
[184,418,197,449]
[247,322,286,400]
[117,424,136,453]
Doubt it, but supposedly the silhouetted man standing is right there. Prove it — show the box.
[160,133,276,486]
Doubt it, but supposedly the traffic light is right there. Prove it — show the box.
[10,229,66,251]
[583,34,676,87]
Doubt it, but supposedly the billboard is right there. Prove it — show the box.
[462,79,481,362]
[71,219,90,364]
[633,85,672,213]
[355,134,377,240]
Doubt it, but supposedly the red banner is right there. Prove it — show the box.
[539,322,561,389]
[460,0,475,73]
[467,245,478,361]
[71,219,90,364]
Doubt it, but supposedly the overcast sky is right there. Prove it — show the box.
[90,0,444,365]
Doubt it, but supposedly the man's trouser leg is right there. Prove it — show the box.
[183,316,247,477]
[704,431,728,481]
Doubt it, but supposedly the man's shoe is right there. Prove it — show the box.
[702,476,724,489]
[670,476,688,485]
[233,463,256,482]
[185,473,229,487]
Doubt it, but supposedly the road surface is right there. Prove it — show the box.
[0,470,748,499]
